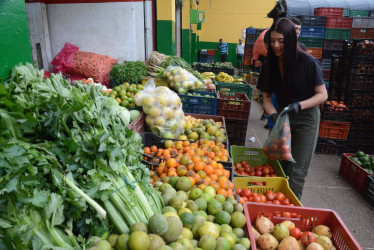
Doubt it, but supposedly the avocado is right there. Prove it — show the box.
[355,151,365,157]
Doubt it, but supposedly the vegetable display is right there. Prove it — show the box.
[0,63,163,248]
[109,61,147,86]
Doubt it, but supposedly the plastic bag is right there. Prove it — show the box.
[134,78,185,138]
[163,66,204,94]
[263,110,295,162]
[253,29,268,61]
[51,42,79,74]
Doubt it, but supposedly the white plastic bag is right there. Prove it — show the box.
[163,66,204,94]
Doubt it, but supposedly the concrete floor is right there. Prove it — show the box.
[243,94,374,249]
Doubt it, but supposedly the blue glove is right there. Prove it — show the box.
[269,113,279,124]
[284,102,301,115]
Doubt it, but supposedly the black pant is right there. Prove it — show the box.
[237,54,244,69]
[221,54,227,62]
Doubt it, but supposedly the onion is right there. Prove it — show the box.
[207,83,216,91]
[204,79,212,86]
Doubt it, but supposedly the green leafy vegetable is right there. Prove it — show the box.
[110,61,147,86]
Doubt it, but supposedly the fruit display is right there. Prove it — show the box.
[236,189,298,208]
[263,120,294,161]
[234,162,276,177]
[215,72,243,83]
[201,71,216,79]
[348,150,374,173]
[182,117,227,144]
[102,82,143,109]
[251,216,336,250]
[163,65,204,94]
[182,92,215,98]
[321,100,349,112]
[134,80,185,139]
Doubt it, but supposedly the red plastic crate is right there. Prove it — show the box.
[306,47,323,59]
[128,112,145,134]
[322,69,330,80]
[244,202,362,250]
[217,92,251,120]
[314,7,344,17]
[325,17,353,29]
[350,28,374,39]
[243,58,251,65]
[207,49,215,55]
[319,120,350,139]
[339,153,374,194]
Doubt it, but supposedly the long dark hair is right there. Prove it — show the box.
[263,18,298,106]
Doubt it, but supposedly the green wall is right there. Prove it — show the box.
[198,42,238,66]
[182,29,191,64]
[157,20,176,56]
[0,0,32,80]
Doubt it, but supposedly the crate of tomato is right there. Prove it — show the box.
[234,177,302,206]
[320,100,351,122]
[231,146,286,178]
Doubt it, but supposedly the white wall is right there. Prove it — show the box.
[46,2,152,63]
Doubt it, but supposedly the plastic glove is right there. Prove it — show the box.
[284,102,301,115]
[270,113,279,124]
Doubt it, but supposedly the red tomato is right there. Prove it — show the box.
[253,196,261,203]
[255,170,263,177]
[301,231,315,246]
[281,198,290,205]
[244,166,251,173]
[235,188,242,196]
[249,171,255,176]
[241,189,251,198]
[272,200,281,205]
[265,191,275,201]
[259,194,267,203]
[238,197,245,204]
[262,167,270,175]
[241,160,247,166]
[290,227,302,240]
[252,182,264,186]
[235,163,242,168]
[275,192,286,202]
[269,167,274,174]
[270,174,277,177]
[281,212,291,218]
[248,197,253,202]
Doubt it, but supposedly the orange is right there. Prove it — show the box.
[144,147,151,154]
[210,160,218,169]
[197,170,207,179]
[198,184,205,190]
[210,181,220,191]
[183,140,190,147]
[157,166,165,176]
[203,165,214,175]
[209,174,218,182]
[150,145,158,153]
[188,176,196,186]
[194,162,205,172]
[227,189,234,197]
[176,165,187,176]
[217,189,228,198]
[168,170,178,177]
[214,169,223,177]
[186,170,195,177]
[192,155,201,163]
[193,173,201,183]
[219,178,230,189]
[229,181,234,190]
[207,152,215,159]
[166,158,177,168]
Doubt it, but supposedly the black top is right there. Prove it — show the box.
[298,42,306,51]
[257,50,324,108]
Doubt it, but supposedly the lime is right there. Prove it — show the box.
[216,236,231,250]
[128,231,150,250]
[178,208,192,217]
[222,202,234,214]
[195,198,208,211]
[238,238,250,250]
[190,187,203,200]
[198,222,220,239]
[180,212,195,229]
[200,193,213,202]
[233,227,245,238]
[220,224,233,234]
[130,222,147,233]
[199,235,216,250]
[169,176,179,188]
[215,194,225,203]
[203,186,216,199]
[215,211,231,225]
[230,212,246,228]
[207,199,222,215]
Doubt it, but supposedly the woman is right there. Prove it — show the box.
[257,18,328,199]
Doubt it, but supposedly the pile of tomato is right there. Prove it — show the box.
[236,189,297,207]
[234,161,277,177]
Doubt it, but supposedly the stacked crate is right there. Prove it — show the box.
[243,27,257,67]
[328,40,374,154]
[351,17,374,40]
[298,16,325,60]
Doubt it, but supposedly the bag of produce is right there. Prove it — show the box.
[134,78,185,138]
[263,110,295,162]
[163,66,204,94]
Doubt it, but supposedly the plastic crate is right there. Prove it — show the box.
[339,153,374,193]
[305,47,323,59]
[231,146,286,178]
[217,92,251,120]
[345,136,374,155]
[315,137,347,155]
[351,57,374,74]
[325,17,353,29]
[298,37,324,48]
[350,28,374,39]
[246,27,257,35]
[178,91,218,115]
[244,203,362,250]
[128,112,145,134]
[349,73,374,91]
[352,17,374,28]
[324,39,344,50]
[322,69,330,80]
[320,104,352,122]
[350,41,374,57]
[235,177,302,206]
[297,15,326,26]
[324,28,351,40]
[225,118,248,140]
[229,137,246,146]
[314,7,344,17]
[321,59,332,69]
[349,10,370,17]
[347,89,374,107]
[299,26,325,38]
[343,8,350,17]
[319,120,350,139]
[323,49,343,59]
[207,49,215,55]
[215,81,253,99]
[364,176,374,207]
[351,107,374,123]
[245,34,257,45]
[349,122,374,136]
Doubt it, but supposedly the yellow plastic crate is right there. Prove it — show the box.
[141,76,168,87]
[234,177,302,206]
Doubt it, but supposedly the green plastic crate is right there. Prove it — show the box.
[343,9,350,17]
[299,37,324,48]
[324,28,351,40]
[230,146,286,178]
[215,81,253,99]
[349,10,370,17]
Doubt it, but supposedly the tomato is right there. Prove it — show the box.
[275,192,286,202]
[235,188,242,196]
[253,196,261,203]
[240,160,247,166]
[300,231,315,246]
[259,194,267,203]
[249,171,255,176]
[269,167,274,174]
[272,200,281,205]
[235,163,242,169]
[248,197,253,202]
[238,197,245,204]
[281,198,290,205]
[244,166,251,173]
[262,167,270,175]
[252,182,264,186]
[270,174,277,177]
[255,170,263,177]
[290,227,302,240]
[281,212,291,218]
[265,191,275,201]
[241,188,251,198]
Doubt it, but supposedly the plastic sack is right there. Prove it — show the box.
[134,78,185,138]
[51,42,79,74]
[253,29,268,61]
[163,66,204,94]
[263,110,295,162]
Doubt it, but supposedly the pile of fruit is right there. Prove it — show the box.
[234,162,276,177]
[263,121,293,161]
[236,189,298,209]
[348,150,374,173]
[321,100,349,112]
[215,72,243,83]
[182,117,227,144]
[181,92,215,98]
[102,82,143,109]
[201,72,216,79]
[164,66,204,94]
[251,216,335,249]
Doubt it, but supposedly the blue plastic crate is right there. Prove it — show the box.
[300,26,325,38]
[246,27,257,35]
[179,91,218,115]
